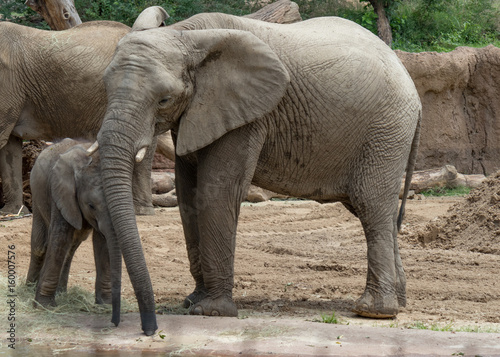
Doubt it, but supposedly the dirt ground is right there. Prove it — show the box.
[2,189,500,333]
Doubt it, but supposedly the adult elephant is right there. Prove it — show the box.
[92,11,421,335]
[0,11,169,216]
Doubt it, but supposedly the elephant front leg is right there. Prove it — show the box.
[58,229,90,294]
[175,155,207,308]
[35,214,75,308]
[0,136,29,215]
[93,230,112,304]
[187,127,265,317]
[190,178,241,317]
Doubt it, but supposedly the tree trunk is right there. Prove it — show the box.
[400,165,486,195]
[25,0,81,30]
[368,0,392,47]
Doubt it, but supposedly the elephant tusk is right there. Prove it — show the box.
[135,147,148,163]
[86,141,99,156]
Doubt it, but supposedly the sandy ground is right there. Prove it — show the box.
[2,195,500,355]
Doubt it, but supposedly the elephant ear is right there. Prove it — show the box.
[132,6,169,31]
[176,29,290,156]
[50,148,90,230]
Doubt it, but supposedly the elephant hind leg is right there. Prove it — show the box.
[26,212,47,284]
[394,233,406,308]
[352,221,400,318]
[349,180,404,318]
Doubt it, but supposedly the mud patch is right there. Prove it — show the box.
[407,171,500,255]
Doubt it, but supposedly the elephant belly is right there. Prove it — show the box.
[253,127,356,202]
[253,160,350,202]
[12,102,47,140]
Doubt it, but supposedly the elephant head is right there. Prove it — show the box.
[53,144,114,238]
[92,21,289,335]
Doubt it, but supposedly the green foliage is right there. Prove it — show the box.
[389,0,500,51]
[75,0,158,26]
[167,0,250,23]
[0,0,49,28]
[1,0,499,51]
[75,0,252,27]
[0,0,253,28]
[420,185,471,197]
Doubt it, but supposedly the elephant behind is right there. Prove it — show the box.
[27,138,121,327]
[0,17,168,216]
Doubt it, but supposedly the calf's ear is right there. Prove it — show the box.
[50,152,86,230]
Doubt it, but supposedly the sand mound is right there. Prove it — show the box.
[408,171,500,255]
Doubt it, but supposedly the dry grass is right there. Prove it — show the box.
[1,274,138,336]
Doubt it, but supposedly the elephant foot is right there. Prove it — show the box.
[183,288,208,308]
[0,204,30,216]
[95,293,112,305]
[34,294,57,309]
[134,204,155,216]
[189,296,238,317]
[352,290,398,319]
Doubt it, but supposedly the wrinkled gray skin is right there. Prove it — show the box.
[26,138,121,327]
[96,11,421,335]
[0,18,168,216]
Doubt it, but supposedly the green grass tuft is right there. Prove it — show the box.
[320,311,340,324]
[406,320,500,333]
[420,186,471,197]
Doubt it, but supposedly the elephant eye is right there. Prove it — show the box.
[88,203,96,210]
[159,97,171,107]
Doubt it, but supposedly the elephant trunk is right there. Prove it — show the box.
[97,116,157,336]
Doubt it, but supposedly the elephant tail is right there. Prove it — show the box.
[397,109,421,231]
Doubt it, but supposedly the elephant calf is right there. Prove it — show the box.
[27,138,121,326]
